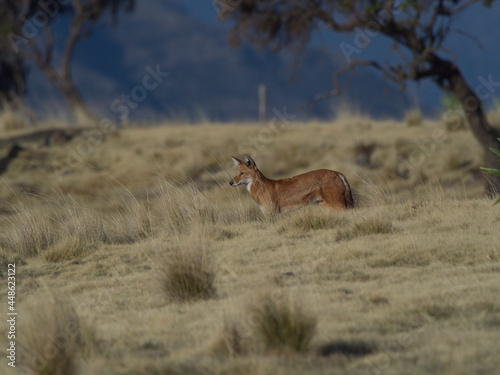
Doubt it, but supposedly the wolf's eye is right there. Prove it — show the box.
[240,172,244,176]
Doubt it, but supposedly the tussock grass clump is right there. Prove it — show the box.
[337,217,393,241]
[216,293,317,356]
[154,181,218,234]
[404,109,423,127]
[18,293,95,375]
[480,138,500,206]
[253,293,317,353]
[44,208,105,262]
[102,204,152,244]
[44,237,94,263]
[280,211,348,233]
[3,199,153,262]
[276,207,349,233]
[4,205,103,261]
[5,208,58,257]
[60,208,105,242]
[215,192,263,225]
[152,179,258,234]
[354,141,378,168]
[349,218,393,236]
[159,244,216,302]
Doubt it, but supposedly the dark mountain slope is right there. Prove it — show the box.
[26,1,418,121]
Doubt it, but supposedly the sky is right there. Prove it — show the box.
[23,0,500,121]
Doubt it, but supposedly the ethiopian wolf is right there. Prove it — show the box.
[229,155,354,214]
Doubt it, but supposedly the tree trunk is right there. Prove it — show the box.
[44,67,94,124]
[58,78,95,124]
[433,58,500,196]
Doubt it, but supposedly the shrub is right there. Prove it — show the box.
[159,244,216,302]
[216,293,317,356]
[354,141,378,168]
[253,294,317,353]
[441,94,467,131]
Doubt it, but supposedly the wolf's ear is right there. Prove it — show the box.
[231,156,242,166]
[244,155,256,168]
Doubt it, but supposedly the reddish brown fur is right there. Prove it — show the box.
[230,155,354,214]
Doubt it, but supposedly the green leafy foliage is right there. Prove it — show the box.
[441,94,463,113]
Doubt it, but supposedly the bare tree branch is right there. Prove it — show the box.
[221,0,500,192]
[309,1,365,32]
[42,24,54,68]
[24,38,43,66]
[451,0,482,14]
[62,9,84,81]
[333,58,401,88]
[451,28,484,50]
[0,0,135,119]
[437,46,458,61]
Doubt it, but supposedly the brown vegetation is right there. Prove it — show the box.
[0,115,499,375]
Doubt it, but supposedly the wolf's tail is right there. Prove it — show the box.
[339,174,355,209]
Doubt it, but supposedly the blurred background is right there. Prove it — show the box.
[2,0,500,123]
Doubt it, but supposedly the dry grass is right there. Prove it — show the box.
[252,293,317,353]
[101,203,152,244]
[337,216,394,241]
[0,117,499,375]
[1,202,150,262]
[278,208,349,233]
[404,109,423,127]
[0,106,30,131]
[158,242,216,302]
[44,207,105,262]
[17,291,95,375]
[215,292,317,356]
[3,207,58,257]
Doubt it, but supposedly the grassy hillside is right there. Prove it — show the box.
[0,117,499,375]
